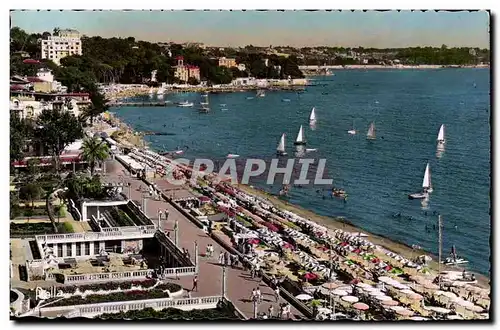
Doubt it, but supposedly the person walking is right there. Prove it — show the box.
[274,287,280,303]
[218,252,224,265]
[268,305,274,319]
[191,276,198,292]
[256,287,262,303]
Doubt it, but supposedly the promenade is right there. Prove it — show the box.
[103,160,303,320]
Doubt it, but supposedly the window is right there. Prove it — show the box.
[94,242,100,255]
[84,242,90,256]
[57,245,63,257]
[66,243,72,257]
[76,243,81,256]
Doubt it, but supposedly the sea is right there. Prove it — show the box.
[112,69,491,276]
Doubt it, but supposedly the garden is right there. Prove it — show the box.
[44,282,182,307]
[98,306,240,320]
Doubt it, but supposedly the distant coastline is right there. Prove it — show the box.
[303,64,489,75]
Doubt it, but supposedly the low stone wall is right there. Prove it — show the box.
[37,295,223,318]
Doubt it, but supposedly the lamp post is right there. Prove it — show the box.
[221,265,227,298]
[174,218,179,246]
[157,209,162,230]
[127,182,131,200]
[194,241,199,272]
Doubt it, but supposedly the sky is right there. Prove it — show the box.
[10,10,490,48]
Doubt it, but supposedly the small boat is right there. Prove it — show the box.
[226,154,240,159]
[178,101,194,107]
[276,133,287,156]
[198,94,210,113]
[442,245,469,265]
[282,98,291,102]
[148,87,154,97]
[309,107,317,124]
[408,162,433,199]
[256,90,265,97]
[294,125,306,146]
[366,122,376,140]
[246,96,254,100]
[305,148,317,153]
[348,121,356,135]
[220,104,226,107]
[331,188,347,198]
[437,124,445,145]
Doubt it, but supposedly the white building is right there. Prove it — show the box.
[10,94,90,120]
[41,29,83,66]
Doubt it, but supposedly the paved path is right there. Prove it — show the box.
[104,160,303,320]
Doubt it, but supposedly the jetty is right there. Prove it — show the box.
[108,101,172,107]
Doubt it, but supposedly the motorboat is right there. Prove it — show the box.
[282,98,291,102]
[306,148,317,153]
[256,90,266,97]
[408,192,429,200]
[276,133,287,156]
[348,121,356,135]
[226,154,240,159]
[199,94,210,113]
[442,245,468,265]
[178,101,194,107]
[294,125,306,146]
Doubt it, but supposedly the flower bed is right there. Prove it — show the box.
[99,306,239,320]
[48,283,182,307]
[56,279,159,295]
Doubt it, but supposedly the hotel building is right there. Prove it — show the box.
[41,29,83,66]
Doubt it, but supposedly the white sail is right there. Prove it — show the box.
[367,122,376,139]
[437,124,445,142]
[296,125,305,143]
[422,163,432,190]
[277,134,286,153]
[309,107,317,122]
[149,87,153,95]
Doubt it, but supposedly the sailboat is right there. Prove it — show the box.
[294,125,306,145]
[148,87,154,97]
[366,122,376,140]
[348,121,356,135]
[156,83,165,98]
[309,107,317,124]
[276,133,287,156]
[256,90,266,97]
[199,93,210,113]
[408,162,432,199]
[437,124,445,145]
[442,245,469,265]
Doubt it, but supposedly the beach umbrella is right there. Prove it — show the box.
[454,299,474,308]
[342,295,359,303]
[337,286,353,293]
[295,294,313,301]
[352,302,369,311]
[427,306,451,314]
[447,314,464,320]
[248,238,260,245]
[317,307,332,314]
[381,299,399,306]
[362,286,377,293]
[303,272,318,280]
[410,316,429,321]
[322,282,340,290]
[369,290,385,297]
[356,282,372,289]
[396,309,415,317]
[331,289,348,296]
[466,305,484,313]
[375,295,392,302]
[441,291,457,299]
[377,276,393,284]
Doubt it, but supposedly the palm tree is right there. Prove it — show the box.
[80,136,110,175]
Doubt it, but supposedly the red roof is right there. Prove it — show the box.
[10,84,26,91]
[176,56,184,60]
[23,59,40,64]
[186,65,199,70]
[12,155,84,167]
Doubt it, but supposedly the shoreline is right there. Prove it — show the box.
[104,111,490,288]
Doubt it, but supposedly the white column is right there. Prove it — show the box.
[90,242,95,256]
[71,243,76,257]
[53,244,58,257]
[62,243,67,257]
